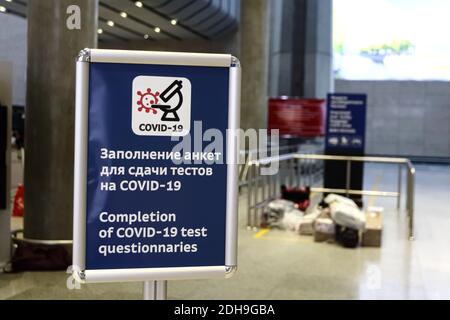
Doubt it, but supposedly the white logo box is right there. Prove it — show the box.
[132,75,191,136]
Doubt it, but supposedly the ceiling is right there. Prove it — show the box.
[0,0,240,42]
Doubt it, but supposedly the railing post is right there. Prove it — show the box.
[262,165,267,204]
[276,162,281,198]
[346,160,351,196]
[298,157,302,187]
[286,158,291,187]
[270,166,277,199]
[247,163,252,230]
[307,157,312,186]
[253,164,260,231]
[292,158,296,187]
[408,167,415,240]
[144,280,167,300]
[397,164,402,210]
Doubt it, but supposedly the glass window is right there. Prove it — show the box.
[333,0,450,80]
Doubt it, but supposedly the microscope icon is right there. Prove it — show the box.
[152,80,184,122]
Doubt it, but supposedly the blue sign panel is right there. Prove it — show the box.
[85,62,230,270]
[325,93,367,153]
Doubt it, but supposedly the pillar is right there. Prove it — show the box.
[268,0,297,97]
[0,62,12,265]
[240,0,270,130]
[24,0,98,240]
[302,0,333,98]
[268,0,333,99]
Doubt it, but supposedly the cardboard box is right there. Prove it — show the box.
[299,218,314,235]
[314,231,333,242]
[362,211,383,247]
[314,218,335,242]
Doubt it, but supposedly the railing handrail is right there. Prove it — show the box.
[250,153,413,167]
[238,144,324,187]
[239,144,299,156]
[239,142,323,156]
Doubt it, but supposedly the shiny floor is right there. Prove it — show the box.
[1,153,450,299]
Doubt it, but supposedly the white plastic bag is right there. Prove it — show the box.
[280,209,304,232]
[329,201,366,231]
[267,199,296,214]
[305,203,323,220]
[324,193,358,208]
[315,218,335,234]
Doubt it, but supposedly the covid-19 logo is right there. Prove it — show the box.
[132,76,191,137]
[137,88,159,114]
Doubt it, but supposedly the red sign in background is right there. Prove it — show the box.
[268,97,326,137]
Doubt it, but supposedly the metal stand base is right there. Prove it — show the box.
[143,280,167,300]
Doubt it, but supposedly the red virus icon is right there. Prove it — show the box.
[137,88,159,114]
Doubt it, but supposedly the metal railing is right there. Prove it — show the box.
[239,142,323,188]
[246,153,415,240]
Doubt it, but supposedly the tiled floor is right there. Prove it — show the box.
[1,156,450,299]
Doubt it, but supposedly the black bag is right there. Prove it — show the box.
[335,225,359,248]
[280,185,311,211]
[5,241,71,272]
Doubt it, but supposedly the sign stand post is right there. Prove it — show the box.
[143,280,167,300]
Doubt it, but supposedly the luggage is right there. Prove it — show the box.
[325,194,366,231]
[12,184,24,217]
[4,241,71,272]
[335,225,360,248]
[281,185,310,211]
[262,199,297,228]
